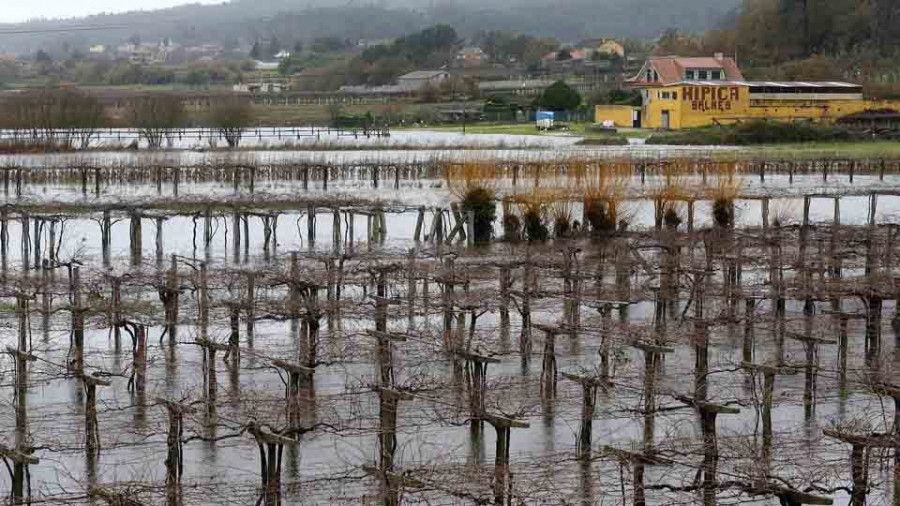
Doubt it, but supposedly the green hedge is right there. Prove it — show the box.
[645,120,856,146]
[577,136,630,146]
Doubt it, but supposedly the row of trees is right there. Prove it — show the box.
[473,30,561,66]
[0,90,255,149]
[252,35,353,61]
[27,58,252,88]
[658,0,900,80]
[343,25,461,87]
[0,89,106,148]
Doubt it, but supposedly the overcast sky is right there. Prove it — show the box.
[1,0,226,24]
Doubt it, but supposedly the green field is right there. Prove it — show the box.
[400,123,548,136]
[398,122,654,139]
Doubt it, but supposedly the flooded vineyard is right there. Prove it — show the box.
[2,152,900,506]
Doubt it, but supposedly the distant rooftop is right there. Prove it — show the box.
[478,79,555,91]
[677,80,861,88]
[253,60,280,71]
[398,70,449,80]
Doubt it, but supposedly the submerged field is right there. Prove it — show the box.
[1,144,899,506]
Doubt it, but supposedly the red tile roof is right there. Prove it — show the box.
[629,56,744,86]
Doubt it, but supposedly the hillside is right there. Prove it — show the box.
[0,0,740,55]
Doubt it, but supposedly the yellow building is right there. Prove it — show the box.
[598,54,897,129]
[594,105,639,128]
[593,40,625,58]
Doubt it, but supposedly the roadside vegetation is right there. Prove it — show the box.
[645,120,858,146]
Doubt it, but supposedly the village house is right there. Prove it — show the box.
[183,44,225,61]
[579,38,626,58]
[116,42,176,65]
[233,78,288,93]
[542,38,625,67]
[454,46,488,67]
[128,46,159,65]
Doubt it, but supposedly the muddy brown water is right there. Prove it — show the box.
[0,149,897,506]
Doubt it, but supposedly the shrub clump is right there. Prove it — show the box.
[712,199,735,228]
[461,187,497,243]
[503,214,522,241]
[523,209,549,241]
[554,216,572,238]
[584,198,617,235]
[576,136,630,146]
[0,139,76,154]
[663,207,682,230]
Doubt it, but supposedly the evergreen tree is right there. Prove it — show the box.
[249,41,262,60]
[872,0,900,55]
[537,81,582,111]
[268,37,282,58]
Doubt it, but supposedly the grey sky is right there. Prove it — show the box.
[1,0,225,24]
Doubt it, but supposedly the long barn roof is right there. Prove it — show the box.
[674,80,861,88]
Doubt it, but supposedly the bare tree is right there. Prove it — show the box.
[130,94,184,149]
[209,96,254,148]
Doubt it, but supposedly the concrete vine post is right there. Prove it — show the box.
[483,413,529,506]
[157,398,195,506]
[376,387,414,506]
[562,372,610,460]
[675,395,740,506]
[272,359,315,430]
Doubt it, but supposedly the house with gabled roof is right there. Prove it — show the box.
[607,53,895,129]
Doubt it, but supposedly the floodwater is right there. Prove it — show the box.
[0,144,897,506]
[1,127,584,151]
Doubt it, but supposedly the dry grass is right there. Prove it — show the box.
[0,139,77,154]
[706,164,743,228]
[510,188,559,241]
[650,165,691,229]
[579,162,633,232]
[442,160,503,200]
[706,165,743,203]
[550,197,575,237]
[770,200,800,227]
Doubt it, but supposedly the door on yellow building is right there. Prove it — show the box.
[661,110,671,130]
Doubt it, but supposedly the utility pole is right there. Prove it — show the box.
[462,97,466,136]
[453,78,466,136]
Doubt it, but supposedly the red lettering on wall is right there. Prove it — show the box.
[683,86,740,115]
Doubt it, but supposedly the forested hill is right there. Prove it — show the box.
[0,0,740,55]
